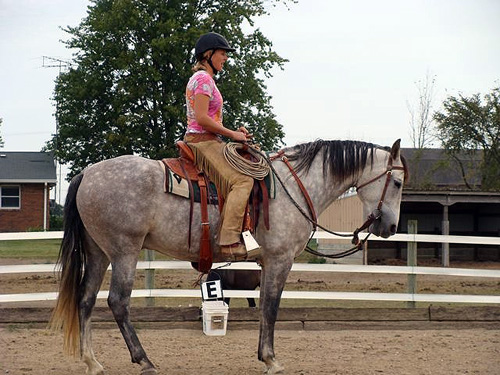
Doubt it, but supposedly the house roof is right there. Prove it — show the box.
[0,152,57,184]
[401,148,483,191]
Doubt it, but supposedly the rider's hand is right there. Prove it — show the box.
[231,130,248,142]
[238,126,250,135]
[239,126,254,139]
[235,126,253,140]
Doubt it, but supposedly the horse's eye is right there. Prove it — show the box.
[394,180,402,189]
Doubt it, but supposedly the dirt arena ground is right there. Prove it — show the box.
[1,259,499,374]
[1,325,499,375]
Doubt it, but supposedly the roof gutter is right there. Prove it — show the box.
[0,179,57,184]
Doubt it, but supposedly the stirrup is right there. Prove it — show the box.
[246,247,262,260]
[242,230,260,251]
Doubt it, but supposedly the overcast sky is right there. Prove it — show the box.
[1,0,499,200]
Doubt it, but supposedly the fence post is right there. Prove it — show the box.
[144,249,155,307]
[442,205,450,267]
[407,220,418,308]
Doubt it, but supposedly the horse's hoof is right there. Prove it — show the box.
[86,363,105,375]
[141,369,158,375]
[265,362,285,374]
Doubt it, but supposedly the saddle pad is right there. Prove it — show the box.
[167,167,219,204]
[160,161,276,202]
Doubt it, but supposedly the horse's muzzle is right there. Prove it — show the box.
[370,218,397,239]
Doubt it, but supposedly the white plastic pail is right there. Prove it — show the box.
[201,300,229,336]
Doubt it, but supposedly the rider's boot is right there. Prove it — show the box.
[220,243,263,261]
[220,242,248,261]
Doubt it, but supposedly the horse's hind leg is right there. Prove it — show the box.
[79,235,110,375]
[108,254,156,374]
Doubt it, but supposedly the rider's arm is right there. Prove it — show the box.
[194,93,249,142]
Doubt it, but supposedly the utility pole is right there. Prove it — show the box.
[42,56,73,205]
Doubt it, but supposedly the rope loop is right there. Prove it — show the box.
[223,142,270,180]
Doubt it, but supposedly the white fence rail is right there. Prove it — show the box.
[2,230,500,245]
[3,289,499,304]
[1,231,499,304]
[2,261,500,278]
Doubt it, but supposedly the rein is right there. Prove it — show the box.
[265,146,405,258]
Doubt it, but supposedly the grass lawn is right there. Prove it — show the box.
[0,240,180,262]
[0,239,62,260]
[0,239,321,263]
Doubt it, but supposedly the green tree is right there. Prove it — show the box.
[45,0,289,178]
[434,86,500,190]
[50,201,64,230]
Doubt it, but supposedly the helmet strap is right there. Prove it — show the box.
[207,49,219,74]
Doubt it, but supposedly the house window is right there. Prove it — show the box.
[1,186,20,209]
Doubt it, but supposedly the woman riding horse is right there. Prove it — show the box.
[49,32,408,375]
[184,32,261,261]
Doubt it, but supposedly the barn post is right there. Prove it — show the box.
[144,249,155,307]
[407,220,418,308]
[363,241,368,265]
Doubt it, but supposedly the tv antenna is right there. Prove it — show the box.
[42,56,74,71]
[42,56,74,205]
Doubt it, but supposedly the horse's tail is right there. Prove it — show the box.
[49,172,85,356]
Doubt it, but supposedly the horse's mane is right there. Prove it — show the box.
[285,140,380,180]
[285,139,410,183]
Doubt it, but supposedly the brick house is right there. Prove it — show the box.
[0,152,57,232]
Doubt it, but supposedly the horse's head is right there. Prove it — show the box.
[355,139,407,238]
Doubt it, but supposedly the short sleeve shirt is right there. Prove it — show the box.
[185,70,223,133]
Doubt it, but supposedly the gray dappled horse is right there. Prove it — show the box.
[50,139,407,375]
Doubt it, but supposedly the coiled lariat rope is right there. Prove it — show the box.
[223,142,270,180]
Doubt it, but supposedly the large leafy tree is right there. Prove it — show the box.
[45,0,289,177]
[434,86,500,190]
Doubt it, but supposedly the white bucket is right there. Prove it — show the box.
[201,300,229,336]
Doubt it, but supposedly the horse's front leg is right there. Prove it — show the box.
[258,253,293,374]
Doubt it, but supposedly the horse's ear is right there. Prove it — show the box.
[390,139,401,159]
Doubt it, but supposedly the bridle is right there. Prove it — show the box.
[267,147,405,258]
[351,153,406,246]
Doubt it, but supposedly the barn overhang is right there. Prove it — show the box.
[403,190,500,206]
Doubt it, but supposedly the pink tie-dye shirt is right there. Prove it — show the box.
[185,70,223,134]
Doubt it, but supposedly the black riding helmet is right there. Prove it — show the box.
[195,32,235,72]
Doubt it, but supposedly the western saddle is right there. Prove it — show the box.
[161,141,270,273]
